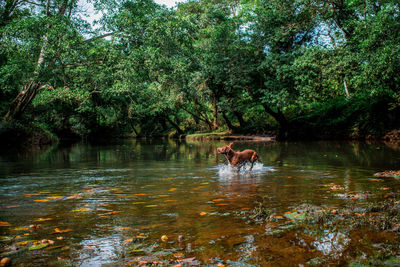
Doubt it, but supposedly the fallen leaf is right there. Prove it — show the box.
[123,238,133,245]
[0,222,11,227]
[132,193,147,196]
[132,202,146,204]
[34,218,53,222]
[46,196,62,200]
[107,188,122,191]
[215,203,228,206]
[174,252,184,258]
[168,188,177,192]
[29,243,49,250]
[212,199,225,202]
[368,178,382,182]
[103,211,122,215]
[53,228,73,234]
[15,240,36,246]
[161,235,168,242]
[200,212,207,216]
[72,208,91,212]
[66,195,81,199]
[165,200,177,202]
[13,227,29,231]
[129,249,145,254]
[158,195,169,197]
[145,205,158,208]
[34,199,49,202]
[354,213,365,217]
[201,182,209,185]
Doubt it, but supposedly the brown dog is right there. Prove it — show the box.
[217,142,261,171]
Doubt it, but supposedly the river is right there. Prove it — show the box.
[0,139,400,266]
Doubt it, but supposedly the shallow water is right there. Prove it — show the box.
[0,139,400,266]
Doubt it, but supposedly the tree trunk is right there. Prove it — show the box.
[222,112,235,132]
[3,0,71,122]
[262,104,289,137]
[233,111,246,128]
[166,116,184,135]
[181,105,213,131]
[4,80,41,121]
[212,96,219,130]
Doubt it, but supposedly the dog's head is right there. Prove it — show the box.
[217,142,234,154]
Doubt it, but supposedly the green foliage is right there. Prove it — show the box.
[1,0,399,142]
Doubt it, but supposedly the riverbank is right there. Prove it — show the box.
[185,131,276,142]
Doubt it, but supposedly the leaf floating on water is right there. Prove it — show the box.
[165,200,177,202]
[215,203,228,206]
[145,205,158,208]
[34,218,53,222]
[174,252,184,258]
[212,199,225,202]
[66,195,81,199]
[34,199,49,202]
[128,249,145,254]
[200,212,207,216]
[73,208,91,212]
[168,188,177,192]
[284,211,306,221]
[13,227,29,231]
[158,195,169,197]
[107,188,122,191]
[123,238,133,245]
[201,182,209,185]
[133,193,148,196]
[46,196,62,200]
[161,235,168,242]
[368,178,382,182]
[29,243,49,250]
[15,240,37,246]
[0,222,11,227]
[132,202,146,205]
[53,228,73,234]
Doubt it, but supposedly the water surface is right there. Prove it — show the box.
[0,140,400,266]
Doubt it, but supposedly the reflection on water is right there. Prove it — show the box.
[0,140,400,266]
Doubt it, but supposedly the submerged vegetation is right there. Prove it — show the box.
[1,0,400,145]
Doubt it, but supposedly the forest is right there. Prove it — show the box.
[1,0,400,145]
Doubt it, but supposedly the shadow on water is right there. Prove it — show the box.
[0,139,400,266]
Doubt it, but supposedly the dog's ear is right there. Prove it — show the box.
[228,142,234,148]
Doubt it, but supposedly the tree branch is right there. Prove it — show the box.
[80,32,115,44]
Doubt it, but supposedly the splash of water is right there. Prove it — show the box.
[217,162,274,177]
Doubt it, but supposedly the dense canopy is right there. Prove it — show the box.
[1,0,399,141]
